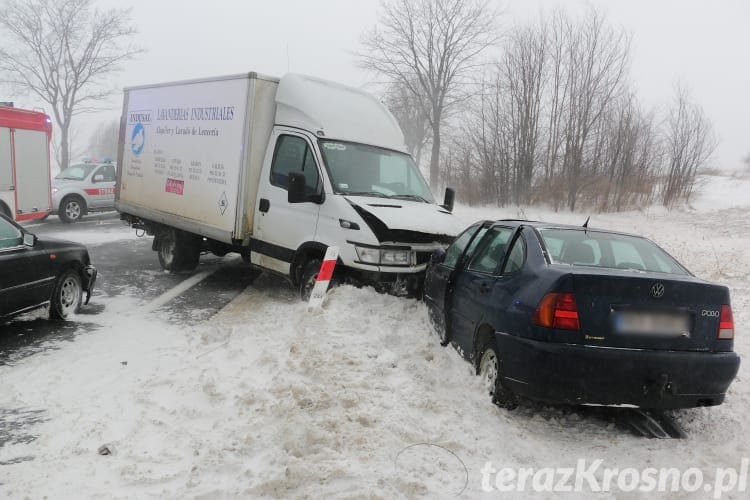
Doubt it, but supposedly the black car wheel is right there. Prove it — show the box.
[59,196,85,223]
[478,342,518,410]
[49,269,83,320]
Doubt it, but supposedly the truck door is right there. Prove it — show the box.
[254,131,322,275]
[13,129,51,217]
[87,164,116,208]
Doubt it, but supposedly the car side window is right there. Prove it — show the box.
[468,227,514,274]
[502,234,526,274]
[97,165,116,182]
[443,224,480,269]
[0,218,23,249]
[270,135,321,194]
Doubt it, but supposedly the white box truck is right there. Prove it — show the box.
[0,105,53,222]
[116,72,461,297]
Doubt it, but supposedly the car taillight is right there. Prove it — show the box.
[532,292,580,330]
[718,305,734,339]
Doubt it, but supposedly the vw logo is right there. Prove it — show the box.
[651,282,665,299]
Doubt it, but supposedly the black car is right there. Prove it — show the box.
[424,220,739,410]
[0,214,96,321]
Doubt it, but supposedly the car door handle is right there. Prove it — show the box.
[259,198,270,213]
[479,282,491,294]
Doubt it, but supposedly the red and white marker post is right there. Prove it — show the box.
[308,246,339,308]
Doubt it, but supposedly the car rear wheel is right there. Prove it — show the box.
[49,269,83,320]
[59,196,85,223]
[478,342,518,410]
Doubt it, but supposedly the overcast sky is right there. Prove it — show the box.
[14,0,750,170]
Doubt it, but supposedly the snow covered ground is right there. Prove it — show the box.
[1,173,748,498]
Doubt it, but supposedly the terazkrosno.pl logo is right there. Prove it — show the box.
[131,122,145,156]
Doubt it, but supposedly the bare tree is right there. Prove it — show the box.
[0,0,142,170]
[87,118,120,160]
[499,21,547,204]
[359,0,499,190]
[383,82,430,166]
[661,86,717,207]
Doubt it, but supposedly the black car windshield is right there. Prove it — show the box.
[318,140,434,203]
[539,228,689,275]
[56,164,97,180]
[0,216,23,249]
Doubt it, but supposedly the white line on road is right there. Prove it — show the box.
[139,268,217,313]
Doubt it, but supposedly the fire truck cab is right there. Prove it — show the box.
[0,105,53,222]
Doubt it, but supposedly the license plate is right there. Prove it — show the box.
[614,311,690,337]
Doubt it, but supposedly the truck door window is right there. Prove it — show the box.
[270,135,321,194]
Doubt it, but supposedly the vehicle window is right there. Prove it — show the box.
[539,228,689,275]
[96,165,116,182]
[443,224,480,269]
[0,218,23,249]
[55,164,96,181]
[610,240,646,270]
[270,135,321,193]
[468,227,514,274]
[319,140,434,203]
[502,235,526,273]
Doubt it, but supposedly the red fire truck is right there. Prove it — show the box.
[0,104,53,222]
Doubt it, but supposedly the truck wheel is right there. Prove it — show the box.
[59,196,85,223]
[157,228,201,272]
[477,341,518,410]
[49,269,83,320]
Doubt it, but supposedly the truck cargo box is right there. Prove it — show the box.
[116,73,278,244]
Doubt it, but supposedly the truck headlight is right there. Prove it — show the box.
[355,246,380,264]
[354,246,413,266]
[381,249,411,265]
[51,187,59,195]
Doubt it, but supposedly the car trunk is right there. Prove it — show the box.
[560,269,730,352]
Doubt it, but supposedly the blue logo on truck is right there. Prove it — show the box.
[131,122,145,156]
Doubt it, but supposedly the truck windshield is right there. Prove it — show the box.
[318,140,434,203]
[56,164,96,181]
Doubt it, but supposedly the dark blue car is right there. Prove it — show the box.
[424,220,739,410]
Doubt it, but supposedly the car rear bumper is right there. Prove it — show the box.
[495,332,740,409]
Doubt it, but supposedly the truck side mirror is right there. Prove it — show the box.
[441,187,455,212]
[288,172,307,204]
[93,174,104,183]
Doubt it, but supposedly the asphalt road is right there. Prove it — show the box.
[0,212,261,367]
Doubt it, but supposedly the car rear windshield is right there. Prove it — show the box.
[539,228,689,275]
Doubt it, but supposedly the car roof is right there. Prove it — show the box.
[478,219,646,240]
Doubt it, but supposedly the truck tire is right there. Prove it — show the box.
[49,269,83,320]
[157,227,201,272]
[59,195,85,223]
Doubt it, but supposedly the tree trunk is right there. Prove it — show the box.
[60,123,70,171]
[429,123,441,191]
